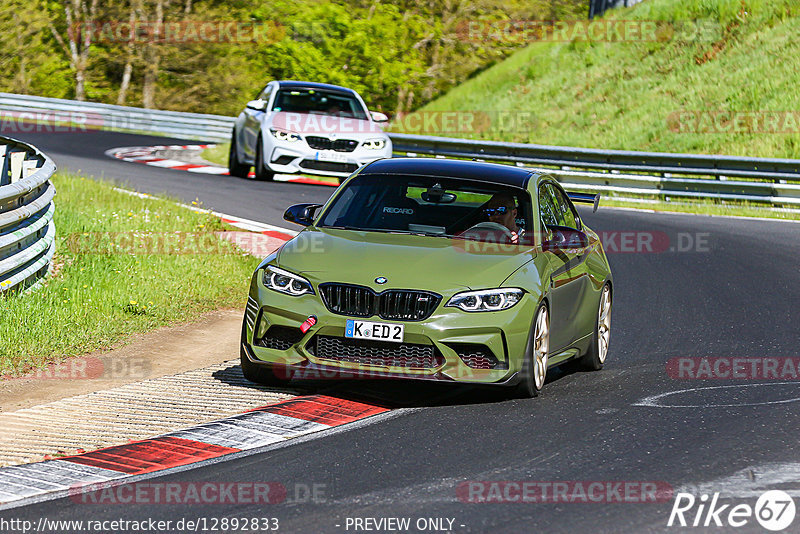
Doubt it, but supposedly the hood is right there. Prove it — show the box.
[266,111,384,138]
[277,227,535,293]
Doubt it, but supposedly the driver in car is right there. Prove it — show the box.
[485,193,524,243]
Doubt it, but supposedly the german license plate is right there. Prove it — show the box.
[315,150,348,163]
[345,320,404,343]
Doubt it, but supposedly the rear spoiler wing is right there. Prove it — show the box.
[567,192,600,213]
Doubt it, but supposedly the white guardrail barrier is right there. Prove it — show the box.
[0,135,57,293]
[2,92,800,207]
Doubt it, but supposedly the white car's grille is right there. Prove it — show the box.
[306,136,359,152]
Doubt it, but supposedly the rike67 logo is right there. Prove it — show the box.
[668,490,796,531]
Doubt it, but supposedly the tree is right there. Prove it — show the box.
[47,0,100,101]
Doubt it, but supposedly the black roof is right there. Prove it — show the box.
[276,80,356,95]
[359,158,535,188]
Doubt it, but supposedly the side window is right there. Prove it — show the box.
[550,185,580,230]
[538,184,559,228]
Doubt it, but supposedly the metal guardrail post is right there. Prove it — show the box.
[0,136,57,293]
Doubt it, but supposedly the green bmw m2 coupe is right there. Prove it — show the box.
[241,158,612,397]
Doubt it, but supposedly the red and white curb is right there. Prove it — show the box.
[106,145,338,187]
[0,395,389,508]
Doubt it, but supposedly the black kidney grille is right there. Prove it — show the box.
[311,335,444,369]
[379,290,440,321]
[319,283,441,321]
[305,136,359,152]
[319,284,375,317]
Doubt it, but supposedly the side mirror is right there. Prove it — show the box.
[543,227,589,251]
[284,203,322,226]
[370,111,389,123]
[246,99,267,112]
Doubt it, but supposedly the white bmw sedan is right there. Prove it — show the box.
[229,80,392,181]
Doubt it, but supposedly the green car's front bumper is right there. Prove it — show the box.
[242,273,537,385]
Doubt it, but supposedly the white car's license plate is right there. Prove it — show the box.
[345,320,404,343]
[315,150,348,163]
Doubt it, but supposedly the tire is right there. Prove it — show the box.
[240,321,292,386]
[254,136,275,182]
[577,283,612,371]
[227,131,250,178]
[514,302,550,398]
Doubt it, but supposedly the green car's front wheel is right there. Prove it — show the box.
[515,303,549,398]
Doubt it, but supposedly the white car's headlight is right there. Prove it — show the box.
[263,265,314,296]
[269,128,301,142]
[363,138,387,150]
[446,288,524,312]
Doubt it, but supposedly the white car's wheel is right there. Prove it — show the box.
[254,136,275,182]
[228,132,250,178]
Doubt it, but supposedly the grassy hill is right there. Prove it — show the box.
[401,0,800,159]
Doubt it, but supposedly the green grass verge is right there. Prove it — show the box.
[402,0,800,159]
[0,172,259,376]
[201,143,230,167]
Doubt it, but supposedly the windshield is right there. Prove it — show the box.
[317,174,533,239]
[271,89,368,120]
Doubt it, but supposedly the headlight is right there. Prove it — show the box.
[363,138,386,150]
[446,288,523,312]
[263,265,314,296]
[269,128,301,142]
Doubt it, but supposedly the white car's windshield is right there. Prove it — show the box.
[272,89,368,120]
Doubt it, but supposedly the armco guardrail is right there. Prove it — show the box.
[0,93,235,142]
[389,133,800,206]
[2,93,800,206]
[0,136,57,292]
